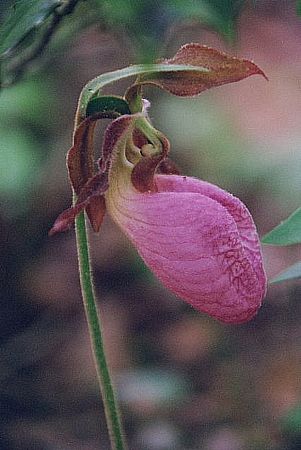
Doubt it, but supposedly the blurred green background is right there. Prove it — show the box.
[1,1,301,449]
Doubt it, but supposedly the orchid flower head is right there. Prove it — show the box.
[51,112,267,324]
[105,116,267,324]
[50,44,267,324]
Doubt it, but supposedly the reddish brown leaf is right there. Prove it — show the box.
[126,43,267,99]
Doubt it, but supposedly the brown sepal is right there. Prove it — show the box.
[49,172,108,236]
[85,197,106,233]
[67,112,115,230]
[98,114,135,173]
[51,115,139,235]
[49,202,88,236]
[126,43,267,99]
[67,117,97,195]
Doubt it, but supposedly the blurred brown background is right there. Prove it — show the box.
[1,1,301,449]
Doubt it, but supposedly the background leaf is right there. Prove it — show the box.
[94,0,166,61]
[165,0,246,41]
[0,77,56,216]
[271,261,301,284]
[0,0,61,58]
[262,207,301,246]
[94,0,247,60]
[0,0,250,86]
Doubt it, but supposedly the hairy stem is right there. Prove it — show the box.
[75,210,126,450]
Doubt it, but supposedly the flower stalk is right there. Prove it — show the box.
[74,209,127,450]
[73,82,127,450]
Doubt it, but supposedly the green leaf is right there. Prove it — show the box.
[271,261,301,284]
[94,0,247,58]
[262,207,301,246]
[282,405,301,434]
[0,0,61,58]
[297,0,301,15]
[94,0,166,62]
[78,63,209,119]
[86,96,131,118]
[166,0,246,41]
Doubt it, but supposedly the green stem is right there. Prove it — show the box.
[75,210,127,450]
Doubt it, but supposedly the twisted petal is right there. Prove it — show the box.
[105,174,266,323]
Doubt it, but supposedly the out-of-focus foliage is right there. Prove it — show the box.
[263,201,301,282]
[0,77,56,215]
[271,261,301,284]
[282,405,301,437]
[0,0,82,86]
[0,0,247,86]
[94,0,246,58]
[263,207,301,246]
[251,0,301,286]
[165,0,245,39]
[0,0,61,57]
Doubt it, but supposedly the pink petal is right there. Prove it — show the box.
[105,174,266,323]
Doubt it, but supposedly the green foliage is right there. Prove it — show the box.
[297,0,301,15]
[0,0,248,86]
[0,0,80,87]
[263,207,301,283]
[94,0,246,60]
[0,78,55,215]
[262,207,301,246]
[271,261,301,284]
[165,0,245,41]
[0,0,61,57]
[0,129,40,197]
[94,0,168,61]
[282,404,301,435]
[118,369,188,404]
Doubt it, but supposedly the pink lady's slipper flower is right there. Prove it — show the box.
[105,118,266,324]
[51,112,267,324]
[50,44,267,323]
